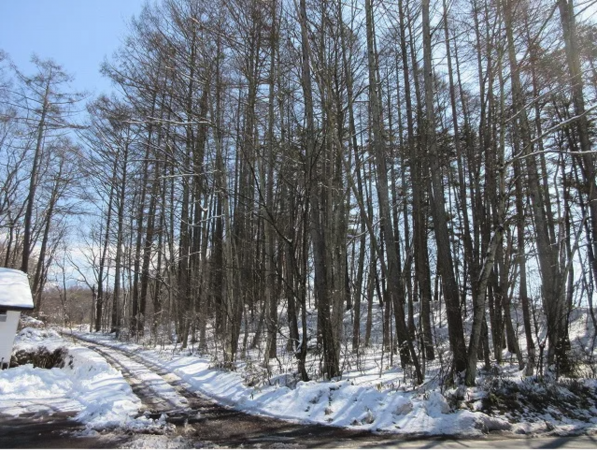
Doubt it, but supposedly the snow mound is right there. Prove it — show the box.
[17,326,62,343]
[1,329,145,431]
[19,315,45,329]
[425,391,451,416]
[0,364,71,398]
[64,346,143,428]
[394,398,413,415]
[477,415,512,432]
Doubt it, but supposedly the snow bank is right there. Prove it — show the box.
[73,330,597,438]
[1,327,143,430]
[0,364,72,398]
[167,359,483,435]
[66,346,143,428]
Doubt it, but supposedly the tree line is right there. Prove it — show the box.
[1,0,597,386]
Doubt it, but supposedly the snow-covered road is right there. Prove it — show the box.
[77,341,190,414]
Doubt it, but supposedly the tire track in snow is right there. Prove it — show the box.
[72,339,191,416]
[68,334,248,427]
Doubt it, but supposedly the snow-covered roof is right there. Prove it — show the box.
[0,268,34,310]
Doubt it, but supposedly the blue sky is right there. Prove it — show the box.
[0,0,146,96]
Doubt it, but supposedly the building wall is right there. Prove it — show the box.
[0,310,21,369]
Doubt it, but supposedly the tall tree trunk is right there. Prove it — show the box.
[298,0,340,380]
[22,80,50,275]
[111,133,130,335]
[422,0,467,377]
[365,0,422,382]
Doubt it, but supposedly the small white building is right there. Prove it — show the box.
[0,268,34,370]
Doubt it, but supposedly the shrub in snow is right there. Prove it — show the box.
[16,326,62,342]
[480,374,597,425]
[444,385,469,410]
[18,315,45,330]
[11,346,71,369]
[265,372,297,389]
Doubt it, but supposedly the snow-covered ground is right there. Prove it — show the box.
[69,331,488,437]
[2,314,596,440]
[0,326,163,432]
[70,329,597,438]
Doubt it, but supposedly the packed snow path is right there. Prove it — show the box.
[76,342,191,416]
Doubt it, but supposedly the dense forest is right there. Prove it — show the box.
[1,0,596,387]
